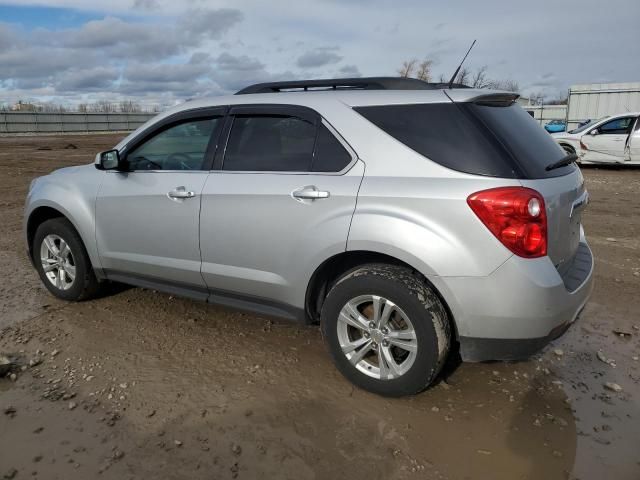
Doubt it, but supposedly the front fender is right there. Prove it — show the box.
[25,165,104,275]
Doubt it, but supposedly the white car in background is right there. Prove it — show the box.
[552,113,640,165]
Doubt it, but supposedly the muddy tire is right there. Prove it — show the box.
[33,218,100,301]
[321,264,451,397]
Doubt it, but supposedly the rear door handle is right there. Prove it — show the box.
[168,186,196,200]
[292,186,330,200]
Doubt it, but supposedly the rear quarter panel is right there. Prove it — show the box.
[348,175,518,278]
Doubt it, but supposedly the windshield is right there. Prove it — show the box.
[569,117,606,134]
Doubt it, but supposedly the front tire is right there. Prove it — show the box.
[321,264,451,397]
[33,218,100,301]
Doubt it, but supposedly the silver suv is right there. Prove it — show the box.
[24,77,594,397]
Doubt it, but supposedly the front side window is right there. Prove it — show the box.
[126,118,219,171]
[597,117,634,135]
[223,115,316,171]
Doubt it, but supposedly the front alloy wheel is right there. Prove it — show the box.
[40,234,76,290]
[33,218,100,301]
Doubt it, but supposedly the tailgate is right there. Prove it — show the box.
[520,168,587,274]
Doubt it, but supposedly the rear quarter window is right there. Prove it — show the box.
[354,102,574,179]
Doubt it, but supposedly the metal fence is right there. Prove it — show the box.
[0,112,157,134]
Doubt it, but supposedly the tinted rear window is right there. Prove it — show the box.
[311,124,352,172]
[224,115,315,171]
[355,102,574,179]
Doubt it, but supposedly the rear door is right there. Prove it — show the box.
[199,104,363,310]
[582,116,635,163]
[96,108,225,294]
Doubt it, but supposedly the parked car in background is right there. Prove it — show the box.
[544,119,566,133]
[552,112,640,164]
[24,77,594,397]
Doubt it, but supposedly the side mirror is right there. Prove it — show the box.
[589,129,599,136]
[96,149,121,170]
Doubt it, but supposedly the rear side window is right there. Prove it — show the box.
[224,115,316,171]
[354,103,517,177]
[466,103,572,178]
[312,124,352,172]
[355,102,573,179]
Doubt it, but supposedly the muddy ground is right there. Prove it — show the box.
[0,134,638,480]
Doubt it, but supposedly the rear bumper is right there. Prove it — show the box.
[458,306,582,361]
[430,239,594,362]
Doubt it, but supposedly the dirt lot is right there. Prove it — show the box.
[0,134,638,480]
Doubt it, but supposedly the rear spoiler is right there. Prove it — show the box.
[445,91,519,107]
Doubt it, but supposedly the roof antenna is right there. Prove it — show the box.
[448,39,476,89]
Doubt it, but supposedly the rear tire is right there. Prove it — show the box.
[33,218,100,301]
[321,264,451,397]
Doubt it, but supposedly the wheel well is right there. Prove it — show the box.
[305,251,457,336]
[559,143,575,154]
[27,206,65,260]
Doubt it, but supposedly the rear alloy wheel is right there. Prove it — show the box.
[337,294,418,380]
[321,264,451,397]
[33,218,100,301]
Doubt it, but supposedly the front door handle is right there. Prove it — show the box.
[292,186,330,200]
[168,186,196,200]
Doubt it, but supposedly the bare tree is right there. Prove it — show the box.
[415,60,433,82]
[119,100,142,113]
[546,92,568,105]
[489,79,520,93]
[471,66,492,89]
[90,100,117,113]
[398,59,417,78]
[455,67,471,86]
[528,91,546,106]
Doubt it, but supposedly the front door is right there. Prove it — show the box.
[96,112,224,293]
[199,105,364,312]
[582,116,635,163]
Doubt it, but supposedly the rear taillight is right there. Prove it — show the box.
[467,187,547,258]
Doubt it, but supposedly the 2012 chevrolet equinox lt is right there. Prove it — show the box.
[24,77,594,397]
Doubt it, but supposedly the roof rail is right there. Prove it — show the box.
[235,77,469,95]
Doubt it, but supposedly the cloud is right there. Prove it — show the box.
[4,0,636,108]
[212,53,295,92]
[56,66,120,91]
[296,48,343,68]
[179,8,244,39]
[0,22,15,50]
[337,64,361,77]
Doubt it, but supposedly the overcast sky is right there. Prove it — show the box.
[1,0,638,108]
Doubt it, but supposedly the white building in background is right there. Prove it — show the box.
[521,104,568,126]
[566,82,640,130]
[516,82,640,130]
